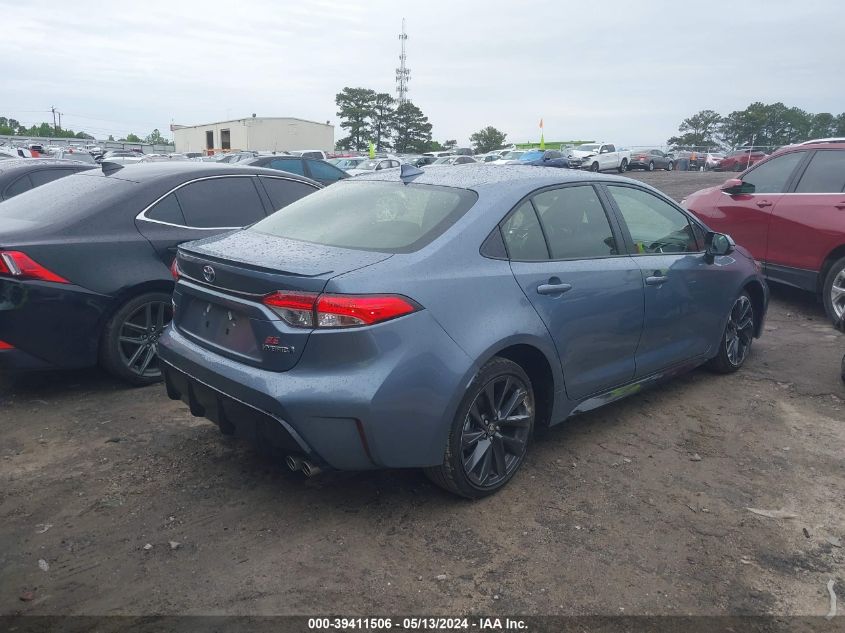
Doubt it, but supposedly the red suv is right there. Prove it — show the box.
[683,140,845,323]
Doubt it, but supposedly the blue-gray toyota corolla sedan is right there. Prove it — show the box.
[158,165,768,498]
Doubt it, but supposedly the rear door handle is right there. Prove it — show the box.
[835,202,845,210]
[645,275,669,286]
[537,283,573,296]
[756,200,773,208]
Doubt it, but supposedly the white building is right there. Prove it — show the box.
[171,116,334,154]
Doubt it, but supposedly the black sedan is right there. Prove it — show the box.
[0,158,96,200]
[628,149,674,171]
[0,162,321,384]
[241,155,350,185]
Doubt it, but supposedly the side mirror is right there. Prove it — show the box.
[705,231,735,262]
[720,178,754,195]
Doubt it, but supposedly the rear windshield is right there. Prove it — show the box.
[249,180,478,253]
[0,172,134,224]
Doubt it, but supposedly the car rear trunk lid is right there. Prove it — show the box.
[174,230,391,371]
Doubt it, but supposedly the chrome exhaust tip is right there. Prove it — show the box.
[301,459,321,478]
[286,455,304,471]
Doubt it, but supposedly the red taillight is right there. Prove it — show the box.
[170,258,180,280]
[0,340,13,350]
[262,292,419,328]
[315,294,417,327]
[263,291,319,327]
[0,251,69,283]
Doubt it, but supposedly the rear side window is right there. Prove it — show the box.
[249,181,478,253]
[532,186,617,259]
[501,201,548,261]
[307,160,346,182]
[259,177,318,211]
[4,174,32,199]
[146,193,186,224]
[270,159,305,176]
[176,177,266,228]
[743,151,806,194]
[795,150,845,193]
[607,185,700,253]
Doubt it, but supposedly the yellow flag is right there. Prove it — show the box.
[540,132,545,150]
[368,141,375,159]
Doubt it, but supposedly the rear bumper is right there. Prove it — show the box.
[0,347,57,371]
[157,311,474,471]
[0,279,112,372]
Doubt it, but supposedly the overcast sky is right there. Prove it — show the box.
[2,0,842,147]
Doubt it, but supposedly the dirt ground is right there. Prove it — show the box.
[1,171,843,617]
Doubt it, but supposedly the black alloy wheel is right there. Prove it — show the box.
[708,292,754,373]
[724,294,754,367]
[426,358,534,498]
[100,291,173,385]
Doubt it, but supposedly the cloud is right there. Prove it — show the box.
[1,0,841,145]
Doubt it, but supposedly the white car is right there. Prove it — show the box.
[345,158,402,176]
[430,155,478,166]
[333,157,369,170]
[489,150,525,165]
[291,149,328,160]
[568,143,631,173]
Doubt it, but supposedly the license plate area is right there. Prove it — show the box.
[181,299,261,361]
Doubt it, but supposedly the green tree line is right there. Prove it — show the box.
[669,103,845,149]
[0,116,170,145]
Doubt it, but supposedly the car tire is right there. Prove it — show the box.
[666,161,674,171]
[822,256,845,324]
[591,162,600,172]
[707,292,755,374]
[647,161,655,171]
[618,159,627,173]
[100,291,173,386]
[425,357,534,499]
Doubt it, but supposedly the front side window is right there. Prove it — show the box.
[532,186,617,259]
[501,201,548,261]
[250,181,477,253]
[176,177,266,228]
[307,160,345,181]
[607,185,700,254]
[794,150,845,193]
[259,177,318,211]
[742,151,806,194]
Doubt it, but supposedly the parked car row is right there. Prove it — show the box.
[4,138,843,498]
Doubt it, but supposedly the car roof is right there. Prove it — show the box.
[92,161,320,185]
[0,158,96,174]
[353,163,638,195]
[792,140,845,150]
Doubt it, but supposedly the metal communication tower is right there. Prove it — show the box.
[395,18,410,105]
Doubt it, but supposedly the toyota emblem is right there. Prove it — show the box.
[202,265,216,283]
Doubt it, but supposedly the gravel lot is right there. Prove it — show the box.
[1,171,844,617]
